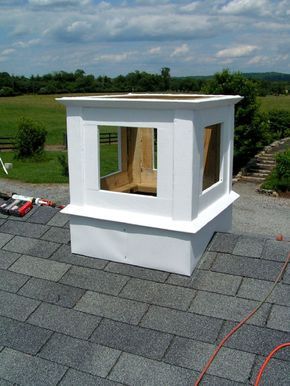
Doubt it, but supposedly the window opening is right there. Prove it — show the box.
[202,123,221,191]
[99,126,120,177]
[100,126,157,196]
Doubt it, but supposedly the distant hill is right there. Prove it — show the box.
[174,72,290,82]
[243,72,290,81]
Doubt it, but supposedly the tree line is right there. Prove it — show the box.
[0,67,289,97]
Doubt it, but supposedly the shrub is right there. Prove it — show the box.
[276,150,290,181]
[15,117,47,159]
[57,153,69,177]
[262,150,290,191]
[0,86,15,96]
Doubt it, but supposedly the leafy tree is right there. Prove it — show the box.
[202,69,270,171]
[161,67,171,90]
[15,117,47,159]
[75,69,85,78]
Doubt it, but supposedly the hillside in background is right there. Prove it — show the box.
[243,72,290,81]
[176,72,290,82]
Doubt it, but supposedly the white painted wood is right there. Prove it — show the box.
[58,93,242,275]
[66,107,84,206]
[62,191,239,234]
[172,110,195,221]
[68,205,233,276]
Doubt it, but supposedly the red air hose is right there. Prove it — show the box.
[194,251,290,386]
[254,342,290,385]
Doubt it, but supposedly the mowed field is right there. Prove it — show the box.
[0,95,66,145]
[1,94,290,145]
[258,95,290,113]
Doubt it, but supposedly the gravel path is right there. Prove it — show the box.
[0,179,70,206]
[0,178,289,238]
[232,181,290,238]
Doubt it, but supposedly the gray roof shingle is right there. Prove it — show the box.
[0,202,289,385]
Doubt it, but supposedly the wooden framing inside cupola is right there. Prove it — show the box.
[100,127,157,195]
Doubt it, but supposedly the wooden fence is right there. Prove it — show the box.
[64,132,119,148]
[0,137,15,151]
[63,133,118,149]
[99,132,118,144]
[0,133,118,151]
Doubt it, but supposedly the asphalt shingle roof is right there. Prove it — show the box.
[0,202,289,385]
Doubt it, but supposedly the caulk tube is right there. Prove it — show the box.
[12,194,34,202]
[35,197,55,207]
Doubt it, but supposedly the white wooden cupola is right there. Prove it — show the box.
[58,93,242,275]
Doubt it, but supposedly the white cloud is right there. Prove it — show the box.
[135,0,171,4]
[28,0,90,7]
[216,45,258,58]
[220,0,271,16]
[98,1,111,9]
[67,21,91,34]
[0,47,15,62]
[42,6,215,44]
[171,43,189,57]
[248,53,289,66]
[277,54,289,61]
[0,0,22,5]
[13,38,41,48]
[1,48,15,55]
[148,46,161,55]
[247,55,268,65]
[180,1,200,12]
[255,21,290,31]
[94,52,132,63]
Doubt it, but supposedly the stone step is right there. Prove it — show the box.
[258,151,277,157]
[249,169,271,175]
[247,165,274,173]
[241,176,265,183]
[256,151,275,156]
[256,158,275,164]
[255,163,275,170]
[247,172,270,178]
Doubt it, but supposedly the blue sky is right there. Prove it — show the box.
[0,0,289,77]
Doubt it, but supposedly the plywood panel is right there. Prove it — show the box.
[203,124,221,190]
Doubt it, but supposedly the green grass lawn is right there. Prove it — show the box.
[0,145,119,183]
[258,95,290,113]
[0,152,69,183]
